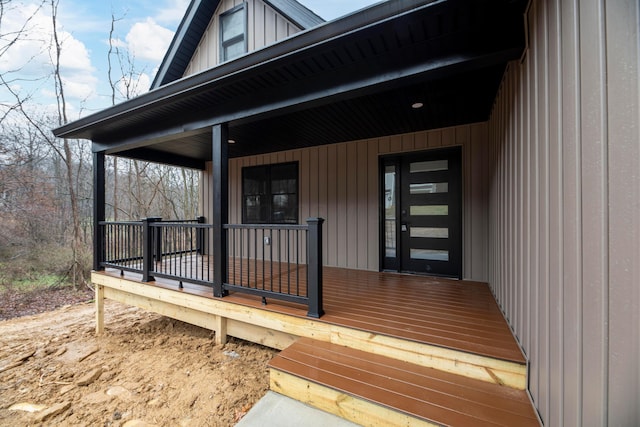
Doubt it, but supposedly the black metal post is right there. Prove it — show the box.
[196,216,205,255]
[212,124,229,297]
[142,217,161,282]
[306,218,324,318]
[93,151,106,272]
[154,218,163,263]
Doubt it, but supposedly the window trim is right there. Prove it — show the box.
[242,162,299,224]
[219,3,248,63]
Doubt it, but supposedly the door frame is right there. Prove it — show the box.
[378,147,463,278]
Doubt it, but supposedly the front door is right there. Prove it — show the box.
[381,147,462,278]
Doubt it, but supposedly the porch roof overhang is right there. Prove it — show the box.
[53,0,527,170]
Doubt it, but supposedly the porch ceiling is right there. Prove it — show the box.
[53,0,527,169]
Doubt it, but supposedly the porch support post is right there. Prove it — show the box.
[306,217,324,318]
[212,123,229,298]
[93,151,106,272]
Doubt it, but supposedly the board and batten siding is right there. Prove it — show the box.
[487,0,640,426]
[184,0,303,77]
[201,123,489,280]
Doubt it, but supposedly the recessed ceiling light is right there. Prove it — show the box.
[228,139,236,144]
[411,102,424,109]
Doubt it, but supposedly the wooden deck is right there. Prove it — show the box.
[99,264,523,363]
[93,265,537,425]
[96,266,525,375]
[106,256,524,364]
[219,267,525,364]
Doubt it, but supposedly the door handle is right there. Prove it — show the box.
[401,223,408,232]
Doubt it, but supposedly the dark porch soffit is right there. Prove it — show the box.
[53,0,527,169]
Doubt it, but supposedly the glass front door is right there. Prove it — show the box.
[381,147,462,278]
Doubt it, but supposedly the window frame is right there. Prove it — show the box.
[219,3,248,63]
[242,162,299,225]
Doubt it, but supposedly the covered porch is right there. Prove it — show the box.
[55,1,538,424]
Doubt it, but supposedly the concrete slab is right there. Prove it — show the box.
[235,391,360,427]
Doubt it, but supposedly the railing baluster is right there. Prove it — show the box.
[254,228,258,290]
[241,228,244,286]
[287,229,291,295]
[296,229,300,296]
[246,227,251,288]
[278,229,282,294]
[232,228,235,284]
[269,228,273,293]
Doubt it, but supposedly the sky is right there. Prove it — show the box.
[0,0,382,121]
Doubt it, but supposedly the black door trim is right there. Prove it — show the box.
[379,147,462,279]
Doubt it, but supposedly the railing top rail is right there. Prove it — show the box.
[101,221,308,230]
[150,222,212,229]
[224,223,308,231]
[100,221,143,226]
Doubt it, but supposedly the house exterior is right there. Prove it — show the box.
[54,0,639,426]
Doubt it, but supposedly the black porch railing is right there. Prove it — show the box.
[100,221,144,274]
[98,217,324,317]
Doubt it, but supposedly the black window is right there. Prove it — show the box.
[220,4,247,62]
[242,162,298,224]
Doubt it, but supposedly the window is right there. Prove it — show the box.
[220,4,247,62]
[242,162,298,224]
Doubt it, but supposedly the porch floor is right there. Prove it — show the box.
[94,265,534,424]
[99,266,525,365]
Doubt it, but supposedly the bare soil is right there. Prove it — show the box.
[0,298,277,426]
[0,287,94,321]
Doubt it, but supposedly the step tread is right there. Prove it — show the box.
[269,338,538,427]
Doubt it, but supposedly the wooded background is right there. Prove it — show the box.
[0,0,198,289]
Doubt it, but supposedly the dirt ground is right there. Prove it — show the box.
[0,299,277,426]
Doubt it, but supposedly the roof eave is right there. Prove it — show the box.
[53,0,440,140]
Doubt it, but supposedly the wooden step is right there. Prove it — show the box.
[269,338,539,427]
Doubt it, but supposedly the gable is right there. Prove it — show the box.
[152,0,323,89]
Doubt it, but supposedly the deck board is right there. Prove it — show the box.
[103,263,525,364]
[270,338,538,427]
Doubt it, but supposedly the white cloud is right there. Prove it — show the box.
[0,2,97,104]
[125,17,174,62]
[58,34,93,72]
[115,72,151,99]
[155,0,191,26]
[0,3,50,76]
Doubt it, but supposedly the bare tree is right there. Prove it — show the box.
[0,0,47,124]
[0,0,199,291]
[107,13,120,221]
[47,0,86,286]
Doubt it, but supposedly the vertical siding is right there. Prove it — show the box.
[184,0,302,76]
[204,124,489,279]
[487,0,640,426]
